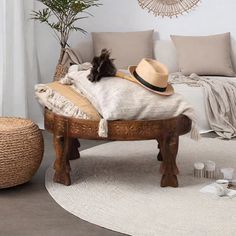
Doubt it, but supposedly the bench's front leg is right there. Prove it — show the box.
[158,134,179,188]
[157,141,163,162]
[53,135,72,186]
[69,139,80,160]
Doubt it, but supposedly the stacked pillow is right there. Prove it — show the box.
[91,30,235,77]
[92,30,154,69]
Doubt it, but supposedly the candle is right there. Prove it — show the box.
[221,168,234,180]
[205,160,216,179]
[194,162,204,178]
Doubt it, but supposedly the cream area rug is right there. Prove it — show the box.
[46,136,236,236]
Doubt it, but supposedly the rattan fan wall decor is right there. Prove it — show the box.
[138,0,200,18]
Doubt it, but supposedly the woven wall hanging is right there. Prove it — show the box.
[138,0,200,18]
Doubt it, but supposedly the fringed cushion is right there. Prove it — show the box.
[35,82,101,121]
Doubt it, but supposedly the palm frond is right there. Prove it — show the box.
[32,0,101,48]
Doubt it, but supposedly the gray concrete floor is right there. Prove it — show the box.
[0,132,126,236]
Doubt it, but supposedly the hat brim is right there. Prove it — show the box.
[128,66,174,96]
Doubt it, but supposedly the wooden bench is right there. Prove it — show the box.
[44,108,192,188]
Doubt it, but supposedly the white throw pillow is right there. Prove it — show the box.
[69,70,196,126]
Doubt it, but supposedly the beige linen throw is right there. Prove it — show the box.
[170,73,236,139]
[66,70,199,139]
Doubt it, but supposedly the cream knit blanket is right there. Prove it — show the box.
[170,73,236,139]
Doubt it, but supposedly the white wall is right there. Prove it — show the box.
[36,0,236,83]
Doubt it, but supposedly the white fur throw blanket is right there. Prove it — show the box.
[65,70,199,139]
[170,73,236,139]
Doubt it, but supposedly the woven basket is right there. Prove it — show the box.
[0,118,44,189]
[54,64,69,81]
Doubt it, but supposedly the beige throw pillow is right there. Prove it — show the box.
[171,33,235,76]
[92,30,154,69]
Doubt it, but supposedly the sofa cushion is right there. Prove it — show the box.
[171,33,236,76]
[92,30,154,69]
[230,38,236,71]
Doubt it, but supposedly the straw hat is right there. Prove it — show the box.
[128,58,174,96]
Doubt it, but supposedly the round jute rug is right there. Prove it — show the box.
[46,136,236,236]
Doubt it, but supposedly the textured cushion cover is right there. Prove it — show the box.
[35,82,101,120]
[69,70,195,124]
[92,30,154,69]
[171,33,235,76]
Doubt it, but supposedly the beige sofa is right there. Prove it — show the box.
[73,38,236,134]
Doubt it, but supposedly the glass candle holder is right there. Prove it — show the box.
[205,160,216,179]
[221,168,234,180]
[194,162,204,178]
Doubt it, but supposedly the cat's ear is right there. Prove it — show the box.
[101,48,108,54]
[100,49,111,59]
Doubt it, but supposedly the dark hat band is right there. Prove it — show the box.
[133,70,167,92]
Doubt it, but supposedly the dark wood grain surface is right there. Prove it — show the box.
[45,109,192,188]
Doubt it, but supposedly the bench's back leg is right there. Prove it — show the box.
[158,134,179,188]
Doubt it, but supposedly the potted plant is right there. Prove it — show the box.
[32,0,100,79]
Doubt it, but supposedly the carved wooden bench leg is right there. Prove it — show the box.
[58,138,80,160]
[69,139,80,160]
[158,134,179,188]
[53,135,72,186]
[157,141,163,162]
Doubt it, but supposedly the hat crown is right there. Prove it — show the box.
[136,58,169,88]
